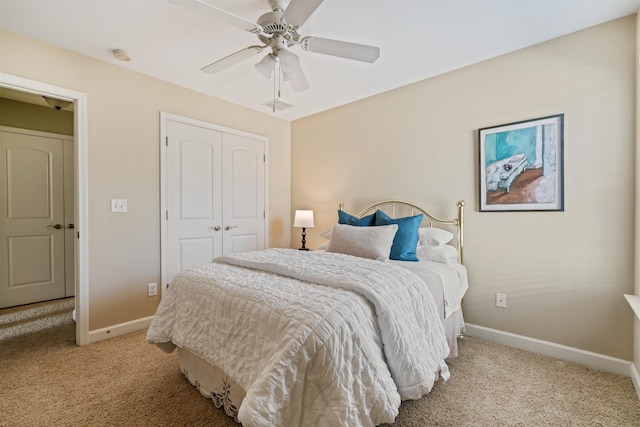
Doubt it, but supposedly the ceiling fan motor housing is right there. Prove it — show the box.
[257,10,299,47]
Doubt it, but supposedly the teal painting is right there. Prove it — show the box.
[478,114,564,212]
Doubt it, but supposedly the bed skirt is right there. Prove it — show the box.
[178,347,245,422]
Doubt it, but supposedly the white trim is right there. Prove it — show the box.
[464,323,633,377]
[0,125,73,141]
[159,112,270,297]
[160,114,168,294]
[631,362,640,399]
[161,112,271,141]
[0,73,89,346]
[87,316,154,344]
[625,294,640,320]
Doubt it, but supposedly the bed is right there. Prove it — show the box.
[486,153,528,192]
[146,200,468,427]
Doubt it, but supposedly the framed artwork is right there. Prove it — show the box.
[478,114,564,212]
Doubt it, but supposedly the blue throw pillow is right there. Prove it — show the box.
[338,210,376,226]
[374,210,423,261]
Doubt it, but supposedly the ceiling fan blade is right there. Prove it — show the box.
[202,46,265,74]
[282,0,324,28]
[300,36,380,63]
[168,0,262,33]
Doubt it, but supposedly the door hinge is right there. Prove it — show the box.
[263,154,266,162]
[166,210,169,220]
[263,210,266,219]
[166,136,169,147]
[76,232,80,239]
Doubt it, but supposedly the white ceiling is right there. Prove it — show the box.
[1,0,639,121]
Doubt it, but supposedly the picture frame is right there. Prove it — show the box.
[478,114,564,212]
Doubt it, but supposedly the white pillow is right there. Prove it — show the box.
[326,223,398,261]
[418,227,454,247]
[416,245,458,264]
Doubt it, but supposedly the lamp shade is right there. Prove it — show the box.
[293,210,314,228]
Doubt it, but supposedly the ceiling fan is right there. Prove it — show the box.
[169,0,380,93]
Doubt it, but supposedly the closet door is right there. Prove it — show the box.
[164,118,266,285]
[222,133,265,255]
[166,120,223,284]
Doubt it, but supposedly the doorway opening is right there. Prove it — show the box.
[0,74,89,345]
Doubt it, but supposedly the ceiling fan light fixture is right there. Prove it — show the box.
[277,49,300,74]
[255,53,277,78]
[282,67,300,82]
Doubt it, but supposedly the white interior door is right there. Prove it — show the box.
[222,133,265,255]
[166,120,223,284]
[0,129,70,308]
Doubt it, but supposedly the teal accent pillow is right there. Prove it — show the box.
[338,210,376,226]
[374,210,423,261]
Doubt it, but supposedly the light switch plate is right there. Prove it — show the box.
[111,198,127,213]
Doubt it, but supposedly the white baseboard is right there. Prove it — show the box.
[87,316,154,344]
[630,362,640,400]
[464,323,633,378]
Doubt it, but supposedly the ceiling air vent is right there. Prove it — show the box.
[262,98,294,112]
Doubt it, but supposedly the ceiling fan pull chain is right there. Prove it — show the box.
[277,60,282,99]
[272,61,277,112]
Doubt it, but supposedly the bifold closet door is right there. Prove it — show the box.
[165,120,266,283]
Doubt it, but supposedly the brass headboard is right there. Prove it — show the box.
[339,200,465,264]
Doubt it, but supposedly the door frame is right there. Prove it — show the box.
[159,112,269,296]
[0,73,89,346]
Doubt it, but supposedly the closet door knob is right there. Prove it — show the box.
[224,225,238,231]
[209,225,222,231]
[47,224,62,229]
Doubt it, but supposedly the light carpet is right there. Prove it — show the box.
[1,298,638,426]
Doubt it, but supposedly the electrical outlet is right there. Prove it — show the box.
[111,198,127,213]
[147,282,158,297]
[496,292,507,308]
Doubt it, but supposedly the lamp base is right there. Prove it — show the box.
[299,227,309,251]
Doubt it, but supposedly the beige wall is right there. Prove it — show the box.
[0,30,291,330]
[292,16,636,360]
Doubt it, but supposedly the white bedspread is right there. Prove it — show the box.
[146,249,450,427]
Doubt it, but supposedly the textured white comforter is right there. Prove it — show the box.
[146,249,450,427]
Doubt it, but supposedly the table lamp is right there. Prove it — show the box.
[293,210,314,251]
